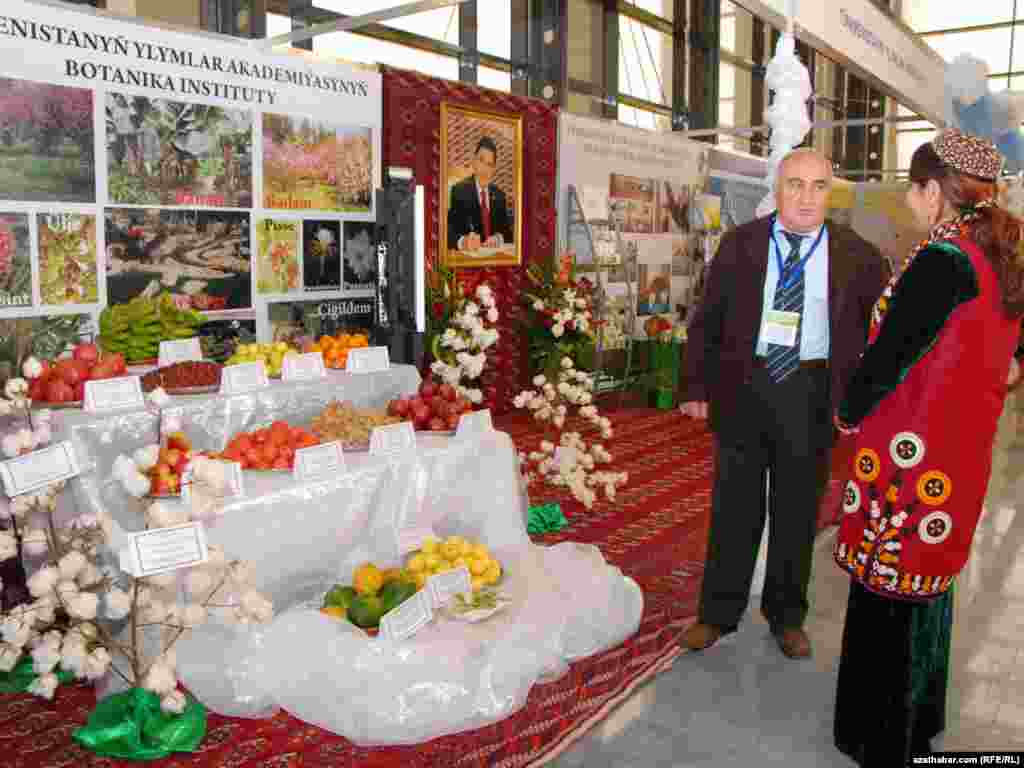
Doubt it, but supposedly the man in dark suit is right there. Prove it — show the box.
[447,137,514,252]
[679,149,889,659]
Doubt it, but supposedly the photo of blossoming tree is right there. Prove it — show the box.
[106,95,253,207]
[0,214,31,308]
[38,213,99,306]
[262,114,372,213]
[0,78,95,203]
[255,218,300,294]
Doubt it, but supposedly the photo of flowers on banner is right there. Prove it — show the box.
[0,77,95,203]
[342,221,376,291]
[268,296,375,346]
[262,114,372,213]
[255,218,300,294]
[0,213,31,308]
[106,95,253,208]
[105,208,251,311]
[38,213,98,306]
[302,220,340,291]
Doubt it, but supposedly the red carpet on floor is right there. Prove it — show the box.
[0,408,845,767]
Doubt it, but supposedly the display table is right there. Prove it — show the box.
[43,364,643,747]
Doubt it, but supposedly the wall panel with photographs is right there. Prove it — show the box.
[0,0,382,346]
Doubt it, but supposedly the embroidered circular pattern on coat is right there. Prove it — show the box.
[854,448,881,483]
[918,511,953,544]
[843,481,862,513]
[916,470,952,506]
[890,432,925,469]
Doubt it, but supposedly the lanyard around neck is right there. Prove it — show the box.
[770,216,825,290]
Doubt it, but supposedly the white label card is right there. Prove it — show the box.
[158,338,203,368]
[346,346,390,373]
[282,352,326,382]
[379,589,433,642]
[397,526,436,556]
[220,361,270,395]
[370,421,416,456]
[761,309,800,348]
[427,566,472,608]
[294,441,344,482]
[0,440,80,497]
[455,409,493,440]
[119,522,209,578]
[84,376,145,413]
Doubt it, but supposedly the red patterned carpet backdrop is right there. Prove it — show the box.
[0,409,714,768]
[380,67,559,414]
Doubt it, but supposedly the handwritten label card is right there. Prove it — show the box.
[119,522,209,578]
[0,441,80,497]
[220,361,269,395]
[346,346,390,374]
[455,409,493,440]
[83,376,145,414]
[282,352,326,382]
[158,338,203,368]
[369,421,416,456]
[379,589,433,642]
[294,441,345,482]
[427,566,472,608]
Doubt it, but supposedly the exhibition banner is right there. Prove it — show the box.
[0,0,382,340]
[739,0,945,123]
[557,113,709,327]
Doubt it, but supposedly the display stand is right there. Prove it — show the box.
[566,185,640,407]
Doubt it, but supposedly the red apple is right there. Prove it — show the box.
[152,477,173,496]
[432,400,450,419]
[445,413,459,431]
[166,431,191,453]
[73,343,99,366]
[45,379,73,403]
[393,399,410,417]
[439,384,456,402]
[410,396,425,412]
[56,360,81,387]
[109,353,127,374]
[173,454,190,475]
[72,381,85,402]
[420,381,437,399]
[28,377,47,401]
[429,417,446,431]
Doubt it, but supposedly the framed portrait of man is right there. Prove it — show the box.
[440,103,523,268]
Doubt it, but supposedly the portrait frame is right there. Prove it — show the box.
[440,102,523,268]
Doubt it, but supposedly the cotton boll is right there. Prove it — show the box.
[240,590,273,623]
[30,596,56,625]
[57,551,87,581]
[147,501,187,529]
[161,690,187,715]
[31,642,60,675]
[112,454,136,482]
[104,588,132,620]
[133,445,160,472]
[83,647,111,681]
[143,662,177,696]
[229,561,256,589]
[181,604,207,627]
[184,569,212,597]
[27,672,58,700]
[27,566,59,598]
[55,580,79,601]
[76,563,102,589]
[0,643,20,673]
[147,571,178,591]
[141,600,168,624]
[66,593,99,621]
[0,531,17,562]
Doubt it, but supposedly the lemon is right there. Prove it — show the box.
[414,571,428,589]
[452,556,469,570]
[424,554,441,571]
[483,561,501,585]
[407,554,426,573]
[471,576,487,592]
[458,540,473,557]
[320,605,346,620]
[471,543,490,561]
[469,559,488,576]
[440,541,461,561]
[421,537,439,555]
[353,563,384,595]
[380,567,403,584]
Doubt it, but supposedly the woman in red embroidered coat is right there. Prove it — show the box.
[831,130,1024,766]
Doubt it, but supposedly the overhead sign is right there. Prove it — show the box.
[738,0,946,124]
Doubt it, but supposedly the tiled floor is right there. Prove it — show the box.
[549,393,1024,767]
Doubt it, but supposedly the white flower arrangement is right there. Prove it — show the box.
[430,283,499,406]
[0,420,273,710]
[514,358,627,509]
